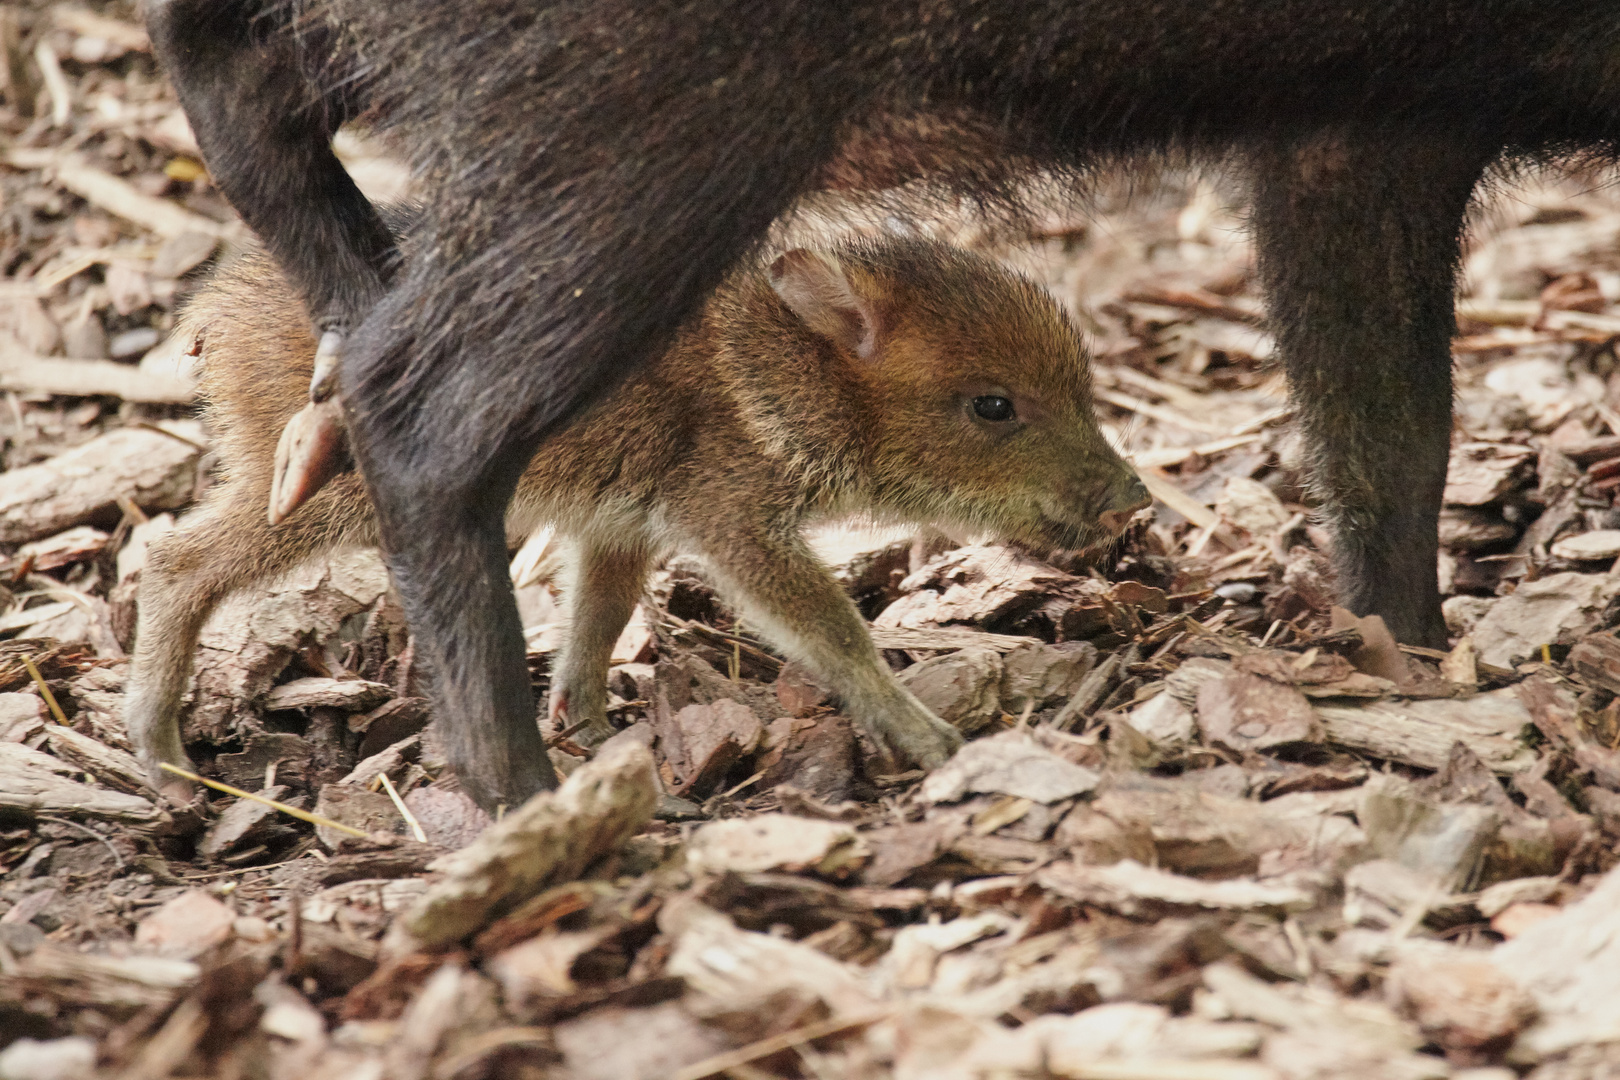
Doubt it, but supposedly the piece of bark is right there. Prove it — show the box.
[380,963,504,1080]
[0,348,194,403]
[1217,475,1291,536]
[215,732,314,792]
[1315,688,1537,774]
[1052,801,1158,868]
[43,725,150,795]
[1000,641,1098,712]
[0,693,45,742]
[757,712,858,804]
[1386,952,1535,1062]
[1443,442,1535,506]
[339,733,421,787]
[5,150,238,239]
[198,785,288,858]
[355,697,432,758]
[1439,635,1479,688]
[266,676,393,713]
[0,943,198,1010]
[675,699,763,776]
[866,626,1042,653]
[1472,571,1620,668]
[0,741,164,825]
[313,785,407,851]
[862,815,970,887]
[1087,781,1364,879]
[394,740,658,950]
[1196,673,1323,752]
[398,786,490,850]
[1330,606,1414,684]
[133,890,236,960]
[661,895,880,1020]
[1342,858,1476,931]
[1359,773,1501,891]
[0,423,203,543]
[1551,530,1620,561]
[876,544,1079,632]
[1491,862,1620,1060]
[1568,633,1620,695]
[920,729,1100,805]
[687,814,869,877]
[897,647,1004,733]
[555,1001,729,1080]
[191,550,391,743]
[1036,860,1313,919]
[1122,691,1196,747]
[5,525,108,573]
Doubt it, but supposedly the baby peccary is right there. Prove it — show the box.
[126,234,1148,808]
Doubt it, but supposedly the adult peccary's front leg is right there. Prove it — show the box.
[1251,132,1491,649]
[147,1,393,520]
[146,1,395,335]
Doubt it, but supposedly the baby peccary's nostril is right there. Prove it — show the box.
[1098,477,1151,537]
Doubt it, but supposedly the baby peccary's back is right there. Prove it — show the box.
[126,230,1147,799]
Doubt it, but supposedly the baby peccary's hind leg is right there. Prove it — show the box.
[126,480,372,801]
[691,521,963,770]
[1251,130,1490,650]
[549,537,653,745]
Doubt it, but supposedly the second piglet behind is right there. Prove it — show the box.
[126,228,1149,811]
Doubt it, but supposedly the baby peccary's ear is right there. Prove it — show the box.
[769,249,879,360]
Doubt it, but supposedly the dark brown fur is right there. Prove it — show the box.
[126,231,1146,799]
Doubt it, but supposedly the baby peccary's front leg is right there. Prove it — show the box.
[696,523,962,770]
[548,537,652,745]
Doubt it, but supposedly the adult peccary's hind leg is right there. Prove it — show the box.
[1251,132,1492,649]
[339,326,559,811]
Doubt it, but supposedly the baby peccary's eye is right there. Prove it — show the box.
[972,395,1016,422]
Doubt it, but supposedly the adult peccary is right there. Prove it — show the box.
[125,225,1147,805]
[143,0,1616,809]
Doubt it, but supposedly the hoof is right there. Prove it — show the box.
[268,398,349,524]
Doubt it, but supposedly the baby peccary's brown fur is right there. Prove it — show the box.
[127,234,1147,805]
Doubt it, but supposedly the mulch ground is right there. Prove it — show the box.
[5,4,1620,1078]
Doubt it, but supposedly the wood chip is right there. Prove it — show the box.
[6,150,237,239]
[0,341,196,402]
[396,740,658,950]
[1195,673,1322,752]
[1315,689,1537,774]
[0,741,164,825]
[920,729,1101,804]
[265,676,393,713]
[686,814,869,877]
[1036,860,1313,918]
[0,423,203,543]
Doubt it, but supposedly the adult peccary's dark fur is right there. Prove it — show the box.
[145,0,1620,810]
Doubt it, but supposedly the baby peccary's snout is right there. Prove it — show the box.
[1099,474,1151,537]
[127,226,1140,809]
